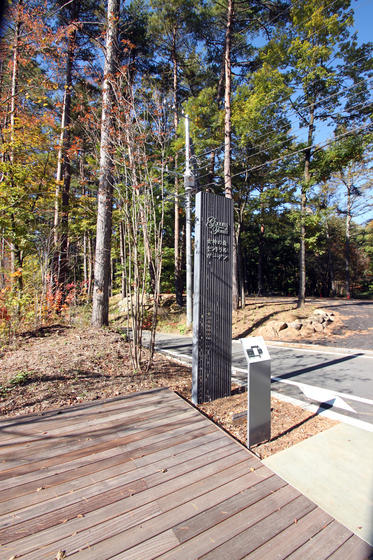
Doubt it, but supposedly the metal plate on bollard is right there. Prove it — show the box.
[241,336,271,448]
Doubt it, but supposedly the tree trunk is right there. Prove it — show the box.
[257,224,264,296]
[0,235,5,289]
[91,0,119,327]
[172,37,183,307]
[59,42,73,292]
[9,0,23,291]
[325,218,335,297]
[53,7,77,294]
[223,0,238,310]
[208,149,215,190]
[345,173,352,298]
[10,0,22,158]
[83,232,88,287]
[119,220,126,298]
[298,188,306,307]
[257,188,264,296]
[298,101,314,308]
[88,235,94,299]
[223,0,233,200]
[53,88,67,280]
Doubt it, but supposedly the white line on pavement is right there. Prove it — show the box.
[266,343,373,359]
[271,376,373,406]
[271,391,373,433]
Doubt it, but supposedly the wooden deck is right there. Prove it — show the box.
[0,388,371,560]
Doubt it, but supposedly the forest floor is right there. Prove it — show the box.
[155,294,345,343]
[0,296,348,459]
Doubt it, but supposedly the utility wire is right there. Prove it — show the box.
[185,92,373,180]
[199,121,373,190]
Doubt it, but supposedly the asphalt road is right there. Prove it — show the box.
[305,299,373,350]
[153,332,373,427]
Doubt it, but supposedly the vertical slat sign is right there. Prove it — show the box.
[192,192,233,404]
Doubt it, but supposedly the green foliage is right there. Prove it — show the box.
[9,371,33,387]
[0,0,371,341]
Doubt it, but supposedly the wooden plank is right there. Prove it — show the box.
[1,434,231,515]
[0,390,175,444]
[57,466,281,560]
[0,411,204,481]
[285,520,356,560]
[0,419,213,493]
[156,486,304,560]
[0,388,170,434]
[241,507,334,560]
[2,390,369,560]
[10,501,165,560]
[0,428,222,503]
[110,530,180,560]
[0,444,242,543]
[172,474,287,544]
[326,535,373,559]
[0,396,179,456]
[198,495,318,560]
[8,453,253,560]
[5,459,255,559]
[0,401,192,464]
[0,436,235,523]
[155,463,271,513]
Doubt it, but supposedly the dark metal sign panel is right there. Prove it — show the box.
[192,192,233,404]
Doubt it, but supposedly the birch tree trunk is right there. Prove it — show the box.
[92,0,119,326]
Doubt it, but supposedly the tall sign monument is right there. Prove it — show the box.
[192,192,233,404]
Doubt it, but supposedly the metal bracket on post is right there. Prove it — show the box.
[240,336,271,448]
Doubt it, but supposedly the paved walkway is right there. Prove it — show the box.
[3,389,371,559]
[263,423,373,546]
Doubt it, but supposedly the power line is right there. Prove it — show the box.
[200,121,373,189]
[194,96,373,181]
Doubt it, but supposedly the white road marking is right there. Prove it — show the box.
[271,376,373,406]
[266,343,373,359]
[271,391,373,433]
[158,346,373,416]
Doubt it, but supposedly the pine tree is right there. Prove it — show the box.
[91,0,120,327]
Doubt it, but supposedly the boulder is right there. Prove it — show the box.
[257,325,279,339]
[289,321,302,330]
[279,326,301,339]
[269,321,288,331]
[302,325,316,336]
[314,308,328,317]
[313,322,324,332]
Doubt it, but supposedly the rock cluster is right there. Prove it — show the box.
[258,309,335,339]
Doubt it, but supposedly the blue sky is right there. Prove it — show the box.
[353,0,372,43]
